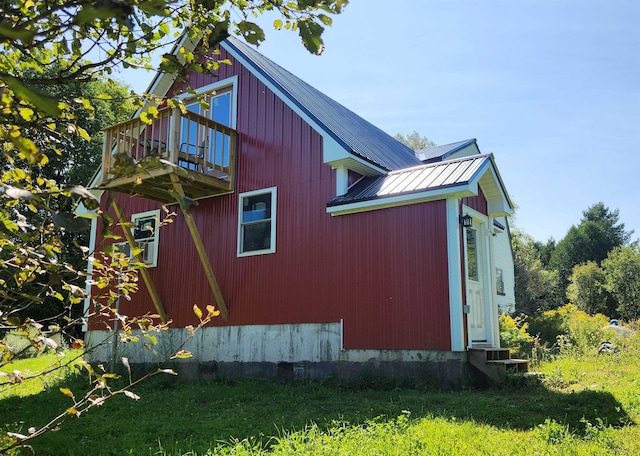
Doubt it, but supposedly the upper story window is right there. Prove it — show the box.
[179,77,237,170]
[237,187,277,257]
[114,210,160,267]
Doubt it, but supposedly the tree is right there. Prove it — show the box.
[550,202,631,291]
[602,246,640,320]
[394,131,435,151]
[511,228,561,315]
[0,0,346,451]
[566,261,615,316]
[533,238,556,268]
[0,75,133,331]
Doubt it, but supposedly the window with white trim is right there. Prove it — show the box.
[178,77,237,171]
[238,188,277,256]
[114,210,160,267]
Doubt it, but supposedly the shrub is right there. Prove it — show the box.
[527,304,610,355]
[499,313,533,358]
[566,309,608,353]
[528,308,570,348]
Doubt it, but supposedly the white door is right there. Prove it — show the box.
[464,223,488,345]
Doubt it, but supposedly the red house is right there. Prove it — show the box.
[84,35,521,383]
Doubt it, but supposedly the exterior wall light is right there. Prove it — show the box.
[460,214,473,228]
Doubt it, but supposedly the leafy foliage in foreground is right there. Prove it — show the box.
[1,0,347,450]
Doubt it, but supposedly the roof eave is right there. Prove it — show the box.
[326,183,476,216]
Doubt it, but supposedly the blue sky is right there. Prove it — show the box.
[123,0,640,243]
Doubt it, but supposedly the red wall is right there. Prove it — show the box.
[93,45,452,350]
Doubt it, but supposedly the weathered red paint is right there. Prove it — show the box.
[92,46,453,350]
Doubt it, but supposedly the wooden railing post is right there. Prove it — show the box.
[169,108,181,165]
[102,129,111,184]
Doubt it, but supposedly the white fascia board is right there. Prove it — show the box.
[327,185,475,216]
[484,156,514,212]
[323,142,387,176]
[475,167,513,217]
[465,159,512,218]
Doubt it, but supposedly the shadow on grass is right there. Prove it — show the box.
[0,373,634,455]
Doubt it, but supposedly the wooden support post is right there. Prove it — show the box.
[111,198,168,323]
[170,174,229,320]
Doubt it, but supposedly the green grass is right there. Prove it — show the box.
[0,347,638,455]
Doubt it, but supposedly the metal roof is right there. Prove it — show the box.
[328,154,493,206]
[415,138,476,162]
[223,37,421,171]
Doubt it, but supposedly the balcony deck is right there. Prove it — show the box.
[100,108,236,204]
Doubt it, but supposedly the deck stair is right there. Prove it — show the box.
[469,347,528,383]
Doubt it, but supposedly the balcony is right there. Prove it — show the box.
[100,108,236,204]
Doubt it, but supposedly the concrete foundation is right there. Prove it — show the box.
[85,323,474,387]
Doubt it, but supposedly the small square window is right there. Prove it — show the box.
[114,210,160,267]
[238,188,276,256]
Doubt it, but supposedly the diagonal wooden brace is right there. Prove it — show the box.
[170,174,229,320]
[111,198,168,323]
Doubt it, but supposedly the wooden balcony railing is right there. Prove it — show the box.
[101,108,236,203]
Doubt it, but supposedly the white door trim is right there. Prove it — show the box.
[462,206,496,348]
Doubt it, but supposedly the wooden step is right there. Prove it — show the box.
[486,358,529,373]
[468,348,529,383]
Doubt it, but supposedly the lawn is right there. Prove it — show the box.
[0,346,638,455]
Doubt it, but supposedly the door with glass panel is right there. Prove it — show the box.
[464,221,488,345]
[180,89,232,171]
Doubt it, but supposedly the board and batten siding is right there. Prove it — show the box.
[91,45,453,351]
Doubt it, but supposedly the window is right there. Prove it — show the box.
[465,228,479,282]
[238,188,277,256]
[178,78,236,171]
[496,268,505,296]
[114,210,160,267]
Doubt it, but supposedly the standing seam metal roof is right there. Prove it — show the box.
[223,37,422,171]
[328,154,492,206]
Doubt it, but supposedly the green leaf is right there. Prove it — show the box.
[237,21,266,45]
[102,373,121,379]
[317,14,332,26]
[0,25,36,44]
[171,350,192,359]
[298,19,325,55]
[18,107,35,121]
[4,76,62,116]
[139,112,152,125]
[60,387,74,399]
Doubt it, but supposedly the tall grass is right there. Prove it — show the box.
[1,317,639,455]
